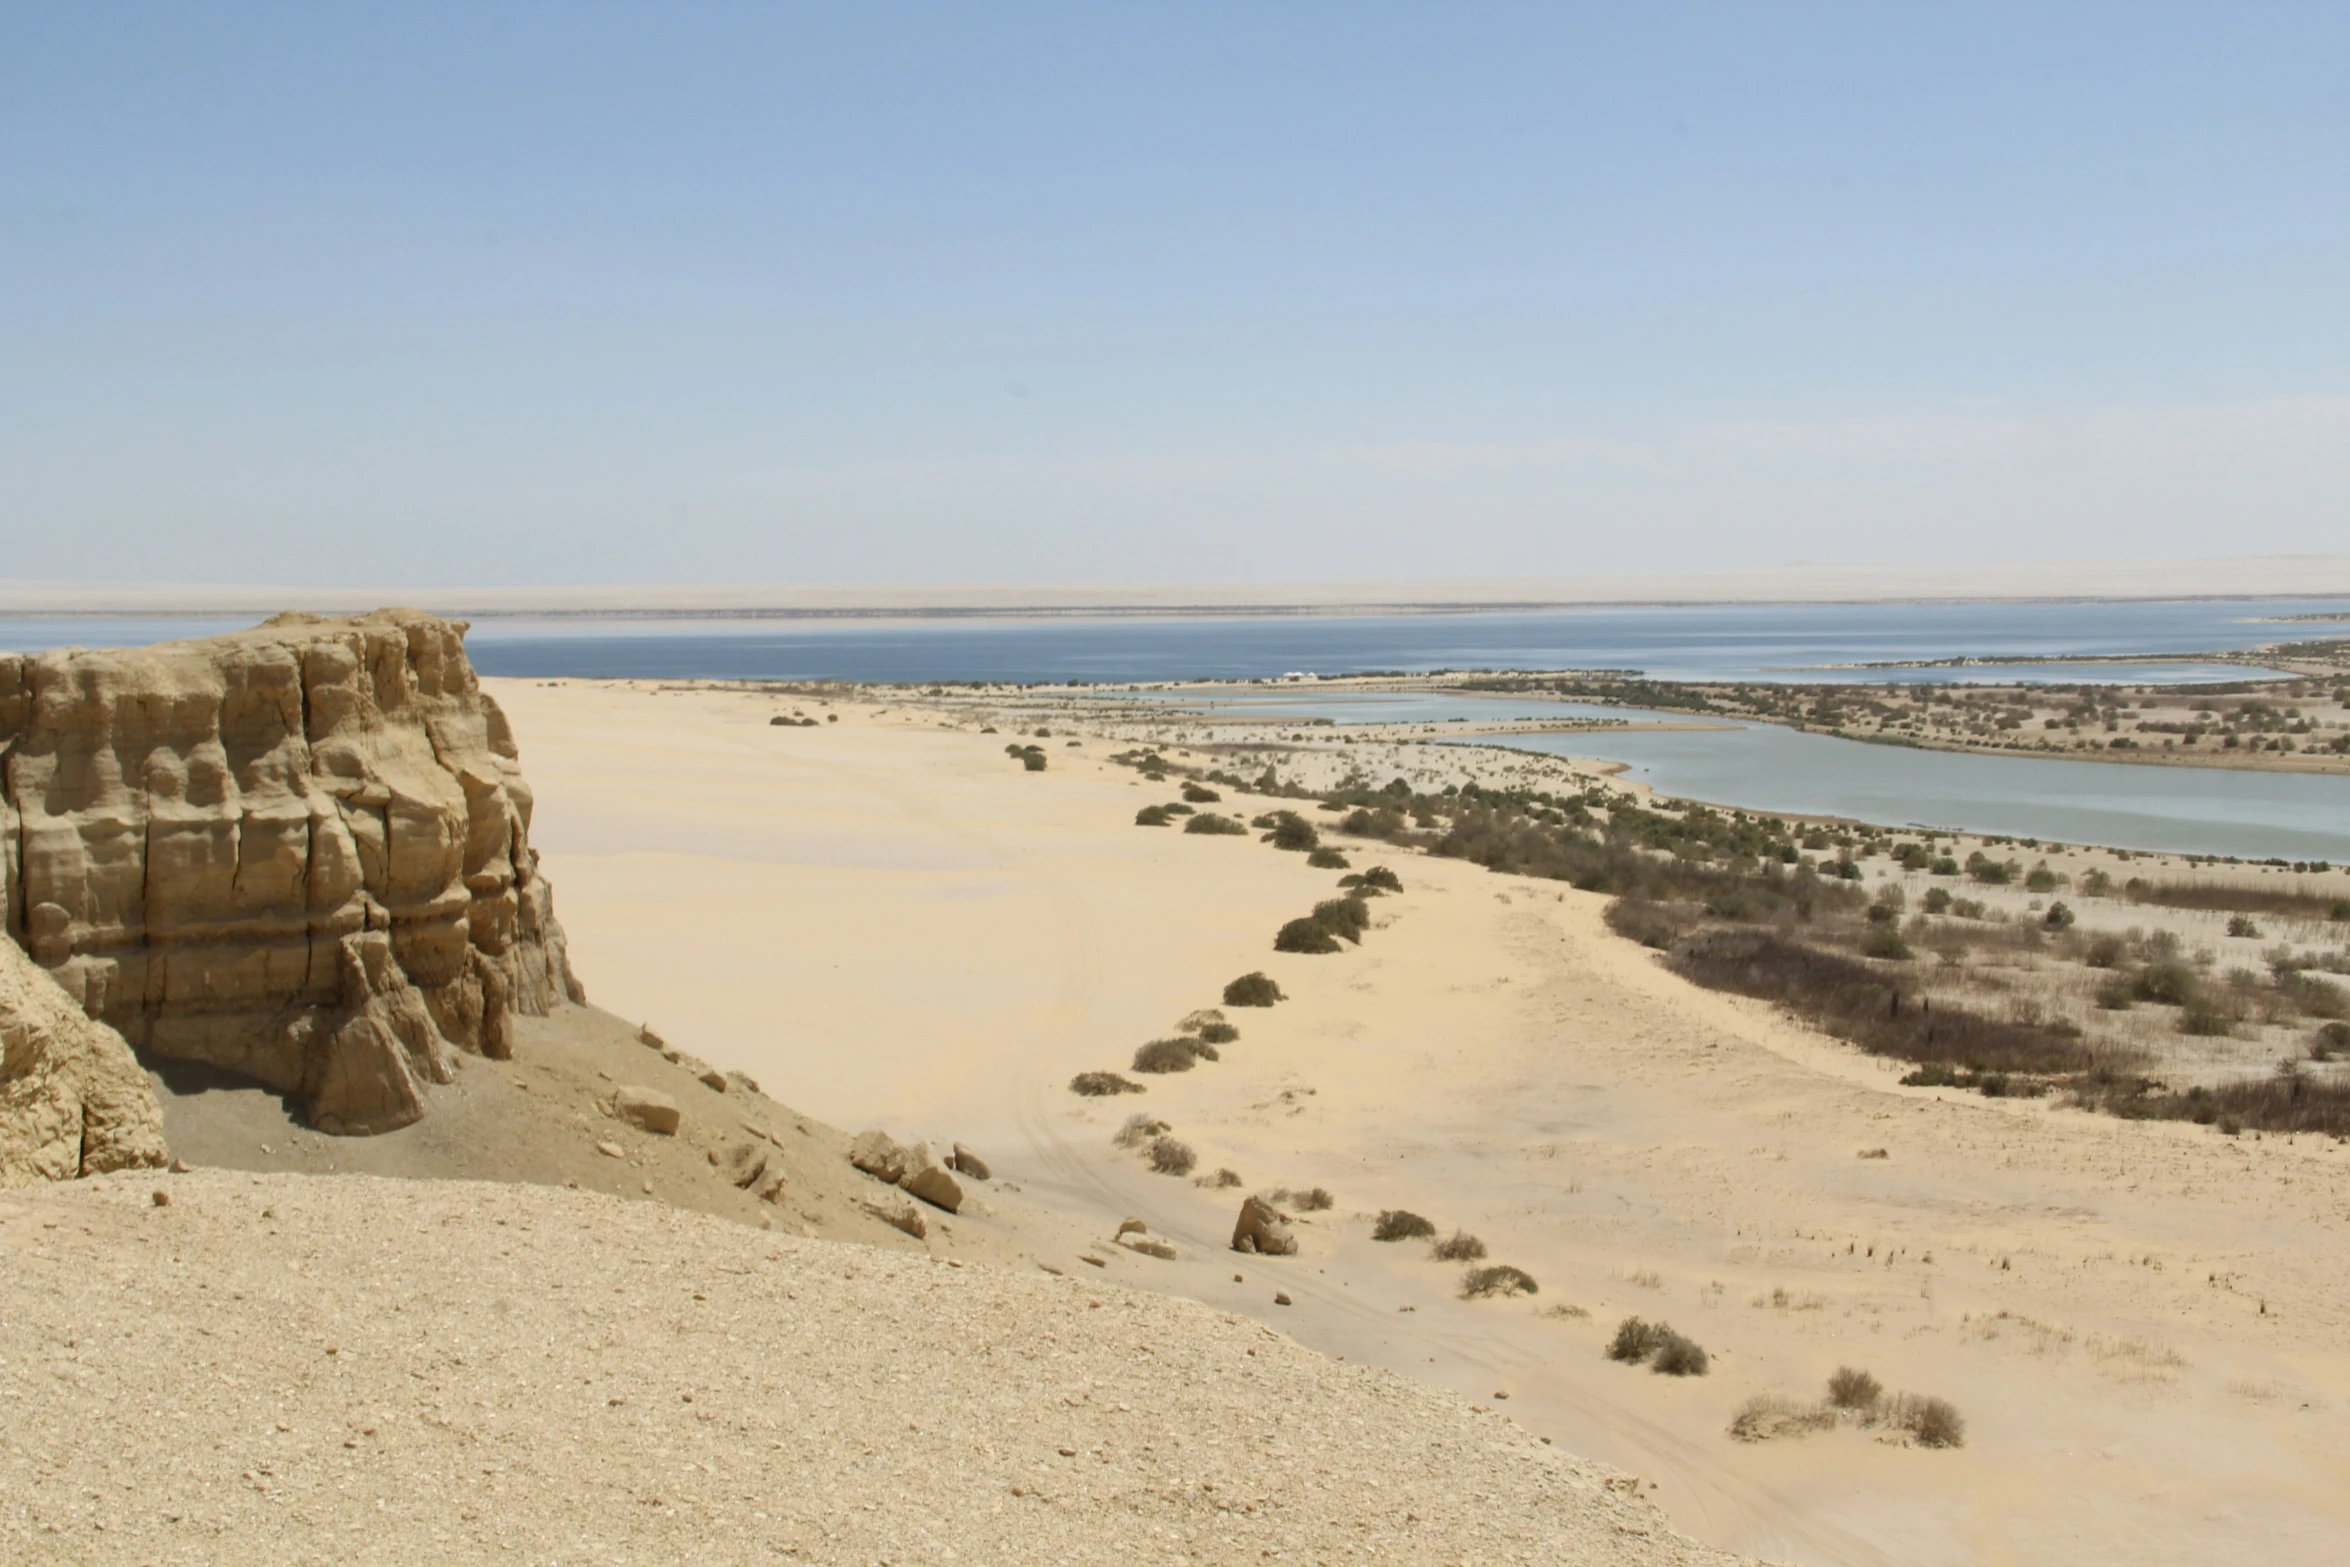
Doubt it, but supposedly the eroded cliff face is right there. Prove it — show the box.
[0,610,583,1134]
[0,935,167,1184]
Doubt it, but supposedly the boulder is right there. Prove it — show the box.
[848,1129,910,1183]
[1231,1195,1297,1256]
[862,1195,927,1239]
[900,1161,964,1214]
[0,610,584,1135]
[949,1142,991,1181]
[613,1087,680,1135]
[697,1067,728,1093]
[0,938,168,1185]
[721,1141,769,1189]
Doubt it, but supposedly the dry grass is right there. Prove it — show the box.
[1113,1115,1170,1149]
[1147,1138,1197,1177]
[1460,1264,1539,1299]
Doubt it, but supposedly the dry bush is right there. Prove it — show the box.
[1134,805,1171,827]
[1113,1114,1170,1148]
[1177,1008,1227,1032]
[1306,846,1351,869]
[1181,782,1221,802]
[1539,1302,1590,1320]
[1147,1137,1197,1177]
[1891,1393,1966,1448]
[1265,813,1320,852]
[1185,813,1248,836]
[1223,972,1286,1007]
[1194,1167,1243,1189]
[1651,1331,1710,1376]
[1069,1071,1143,1096]
[1827,1366,1883,1410]
[1373,1209,1436,1242]
[1729,1395,1835,1442]
[1461,1264,1538,1299]
[1606,1317,1668,1363]
[1195,1021,1239,1045]
[1311,896,1372,944]
[1357,865,1404,893]
[1432,1230,1487,1262]
[1272,1186,1332,1211]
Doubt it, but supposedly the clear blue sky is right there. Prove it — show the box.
[5,3,2346,587]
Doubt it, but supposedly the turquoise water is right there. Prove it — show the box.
[1143,690,2350,861]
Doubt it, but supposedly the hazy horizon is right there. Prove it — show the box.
[7,4,2346,588]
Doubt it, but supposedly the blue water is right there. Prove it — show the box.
[5,598,2337,684]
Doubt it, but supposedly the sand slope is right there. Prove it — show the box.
[495,679,2350,1566]
[0,1171,1746,1566]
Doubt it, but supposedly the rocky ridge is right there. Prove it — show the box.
[0,936,166,1185]
[1,611,581,1135]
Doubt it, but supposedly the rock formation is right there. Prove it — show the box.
[0,610,582,1135]
[0,935,167,1183]
[1231,1194,1297,1255]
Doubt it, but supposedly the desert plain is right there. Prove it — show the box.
[491,675,2350,1567]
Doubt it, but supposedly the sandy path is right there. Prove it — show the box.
[496,679,2350,1566]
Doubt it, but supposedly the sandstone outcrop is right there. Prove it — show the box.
[614,1086,680,1134]
[1,936,167,1184]
[1232,1195,1297,1256]
[0,610,582,1134]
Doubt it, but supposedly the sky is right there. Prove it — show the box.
[4,3,2347,589]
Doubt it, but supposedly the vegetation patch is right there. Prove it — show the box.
[1223,972,1286,1007]
[1069,1071,1144,1097]
[1373,1209,1436,1241]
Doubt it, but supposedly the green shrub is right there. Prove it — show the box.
[1431,1230,1487,1262]
[1133,1037,1216,1073]
[1185,813,1248,835]
[2044,900,2076,929]
[1274,918,1342,954]
[2080,868,2114,897]
[1921,887,1953,914]
[1266,813,1320,852]
[1311,896,1372,943]
[1372,1209,1436,1241]
[1305,846,1351,869]
[2025,864,2062,893]
[1069,1071,1143,1096]
[1861,927,1914,961]
[2133,963,2199,1006]
[1182,783,1221,803]
[2310,1021,2350,1061]
[1223,972,1286,1006]
[1195,1021,1239,1045]
[1461,1265,1538,1299]
[1135,805,1171,827]
[1357,865,1404,893]
[2227,914,2262,938]
[2084,933,2124,968]
[1965,851,2014,885]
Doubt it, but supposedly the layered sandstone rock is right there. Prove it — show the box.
[0,610,582,1134]
[0,936,167,1183]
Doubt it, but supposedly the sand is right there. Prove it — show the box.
[492,677,2350,1566]
[0,1170,1741,1566]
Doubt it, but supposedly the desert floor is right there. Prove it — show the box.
[494,677,2350,1567]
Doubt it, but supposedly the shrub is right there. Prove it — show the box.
[1147,1137,1197,1177]
[1266,813,1320,852]
[1311,896,1372,943]
[1730,1394,1837,1442]
[1651,1331,1709,1376]
[2133,963,2199,1006]
[2044,900,2076,929]
[2178,998,2234,1037]
[1921,887,1954,915]
[1431,1230,1487,1262]
[1826,1366,1883,1410]
[1286,1186,1334,1211]
[1185,813,1248,835]
[1306,846,1351,869]
[2313,1020,2350,1061]
[2227,914,2263,938]
[1965,851,2014,885]
[1189,1022,1237,1047]
[1357,865,1404,893]
[1893,1393,1965,1448]
[1461,1265,1538,1299]
[1606,1317,1669,1363]
[1182,783,1221,803]
[1195,1167,1243,1188]
[1133,1037,1214,1073]
[1223,972,1286,1006]
[1114,1114,1170,1147]
[1135,805,1171,827]
[1023,752,1047,771]
[1274,918,1342,954]
[1373,1209,1436,1241]
[1861,927,1915,961]
[2094,974,2135,1010]
[2025,864,2062,893]
[1070,1071,1143,1096]
[2084,933,2125,968]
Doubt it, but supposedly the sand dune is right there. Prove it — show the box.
[497,677,2350,1566]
